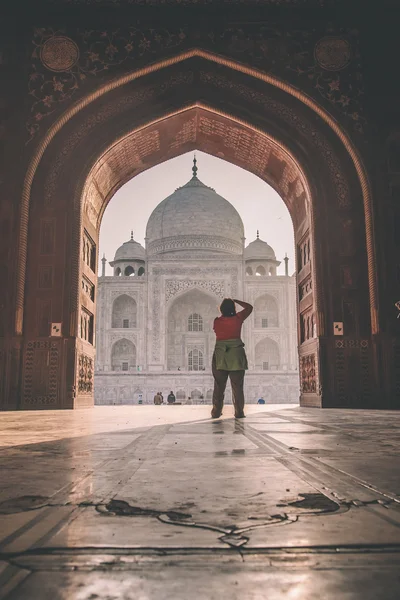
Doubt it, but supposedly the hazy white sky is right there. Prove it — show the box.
[99,150,295,276]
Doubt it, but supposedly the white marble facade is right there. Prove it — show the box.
[95,161,299,405]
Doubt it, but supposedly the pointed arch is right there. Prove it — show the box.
[111,338,136,371]
[111,294,137,329]
[254,294,279,328]
[16,48,376,337]
[255,337,280,371]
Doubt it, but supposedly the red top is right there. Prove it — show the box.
[213,308,251,341]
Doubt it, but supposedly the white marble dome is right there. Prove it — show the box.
[244,234,276,261]
[145,161,244,257]
[114,236,145,261]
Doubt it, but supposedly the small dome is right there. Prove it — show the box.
[113,234,145,262]
[245,233,276,261]
[145,157,244,256]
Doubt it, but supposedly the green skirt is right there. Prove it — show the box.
[214,338,248,371]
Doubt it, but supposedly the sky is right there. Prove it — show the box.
[99,150,295,276]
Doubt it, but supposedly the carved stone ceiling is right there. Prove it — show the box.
[84,105,309,231]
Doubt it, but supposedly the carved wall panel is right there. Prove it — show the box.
[78,354,93,394]
[82,276,95,301]
[22,341,59,407]
[299,278,312,301]
[82,230,96,272]
[110,290,139,301]
[253,331,281,344]
[80,307,94,343]
[165,279,225,303]
[108,332,137,346]
[300,353,317,393]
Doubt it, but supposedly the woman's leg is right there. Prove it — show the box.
[212,353,229,417]
[229,370,245,417]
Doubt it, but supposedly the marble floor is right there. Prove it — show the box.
[0,404,400,599]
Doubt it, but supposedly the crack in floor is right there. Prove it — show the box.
[96,499,297,548]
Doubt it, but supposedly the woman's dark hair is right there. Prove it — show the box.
[220,298,236,317]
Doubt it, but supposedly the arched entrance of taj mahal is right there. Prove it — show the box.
[0,49,389,410]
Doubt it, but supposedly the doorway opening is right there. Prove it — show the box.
[94,151,299,407]
[17,51,375,411]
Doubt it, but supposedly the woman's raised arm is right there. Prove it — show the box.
[232,299,253,318]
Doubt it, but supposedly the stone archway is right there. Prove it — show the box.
[111,295,137,329]
[255,338,280,371]
[8,52,376,410]
[111,339,136,372]
[167,288,218,371]
[254,294,280,329]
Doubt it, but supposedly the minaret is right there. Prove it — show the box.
[284,253,289,276]
[101,254,106,277]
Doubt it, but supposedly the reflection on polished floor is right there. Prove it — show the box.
[1,404,400,599]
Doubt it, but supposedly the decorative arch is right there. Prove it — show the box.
[254,294,279,328]
[124,266,135,276]
[111,339,136,371]
[255,266,266,277]
[255,338,280,371]
[17,49,375,337]
[16,49,378,409]
[165,281,222,308]
[112,294,137,329]
[167,288,216,371]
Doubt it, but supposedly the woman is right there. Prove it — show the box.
[211,298,253,419]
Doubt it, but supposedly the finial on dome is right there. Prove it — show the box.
[192,154,198,179]
[130,230,133,240]
[256,230,259,239]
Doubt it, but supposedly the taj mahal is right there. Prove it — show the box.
[94,159,299,405]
